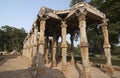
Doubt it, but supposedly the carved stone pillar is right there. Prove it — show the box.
[27,40,29,58]
[45,36,49,64]
[52,33,57,67]
[27,37,31,58]
[25,40,28,58]
[70,32,75,65]
[22,40,26,56]
[61,21,67,71]
[31,25,38,70]
[38,19,46,70]
[102,19,114,74]
[30,33,34,60]
[78,13,90,78]
[49,38,53,61]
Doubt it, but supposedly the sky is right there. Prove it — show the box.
[0,0,71,32]
[0,0,80,46]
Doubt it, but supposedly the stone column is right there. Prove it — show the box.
[31,25,38,70]
[70,32,75,65]
[102,19,114,74]
[22,40,26,56]
[61,21,67,71]
[30,33,34,60]
[78,13,90,78]
[27,39,30,58]
[25,41,27,57]
[45,36,49,64]
[27,37,31,59]
[52,33,57,67]
[49,38,53,61]
[25,40,28,57]
[38,19,46,71]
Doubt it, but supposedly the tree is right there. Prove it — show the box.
[0,25,27,52]
[70,0,87,7]
[89,0,120,51]
[69,0,120,54]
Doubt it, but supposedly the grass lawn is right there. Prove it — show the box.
[89,57,120,66]
[67,56,120,66]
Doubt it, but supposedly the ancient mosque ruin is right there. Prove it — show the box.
[22,2,113,78]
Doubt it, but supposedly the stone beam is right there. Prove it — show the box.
[47,13,62,20]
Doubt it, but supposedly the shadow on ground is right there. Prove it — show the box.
[0,55,18,67]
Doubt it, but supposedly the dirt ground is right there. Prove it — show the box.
[0,55,120,78]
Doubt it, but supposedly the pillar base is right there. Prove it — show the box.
[31,65,37,71]
[45,61,49,65]
[70,60,74,65]
[35,69,46,78]
[62,65,67,72]
[52,62,57,67]
[105,65,114,75]
[81,71,91,78]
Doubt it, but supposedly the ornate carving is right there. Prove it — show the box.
[75,8,87,17]
[78,12,90,77]
[61,21,67,48]
[102,18,112,67]
[61,21,68,71]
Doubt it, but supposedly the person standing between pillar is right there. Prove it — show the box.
[102,19,114,74]
[61,21,68,71]
[77,9,90,78]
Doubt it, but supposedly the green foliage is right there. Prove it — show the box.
[90,57,120,66]
[70,0,120,55]
[89,0,120,53]
[112,46,120,55]
[70,0,87,7]
[0,25,27,52]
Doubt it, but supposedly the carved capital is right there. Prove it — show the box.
[33,23,37,28]
[40,20,46,30]
[78,14,86,22]
[33,23,38,30]
[76,8,87,18]
[61,21,67,28]
[102,18,108,26]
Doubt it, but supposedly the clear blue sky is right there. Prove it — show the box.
[0,0,71,32]
[0,0,80,46]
